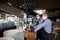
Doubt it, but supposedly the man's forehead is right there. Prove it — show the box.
[36,15,39,16]
[42,14,47,16]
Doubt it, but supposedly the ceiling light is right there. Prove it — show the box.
[33,10,46,14]
[8,3,12,6]
[22,4,25,6]
[19,6,22,8]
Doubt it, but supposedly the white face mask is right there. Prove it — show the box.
[42,16,47,20]
[36,17,40,19]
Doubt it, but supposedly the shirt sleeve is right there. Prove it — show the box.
[34,20,49,32]
[33,19,43,28]
[39,19,43,24]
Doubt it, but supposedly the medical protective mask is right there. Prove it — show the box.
[42,16,47,20]
[36,17,40,19]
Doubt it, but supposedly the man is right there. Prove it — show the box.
[34,13,52,40]
[35,14,43,25]
[34,14,43,40]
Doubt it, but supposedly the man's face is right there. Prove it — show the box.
[36,15,40,19]
[42,14,48,20]
[42,14,47,17]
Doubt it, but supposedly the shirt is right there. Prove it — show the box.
[34,19,52,33]
[34,18,43,28]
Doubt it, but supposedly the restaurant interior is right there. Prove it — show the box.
[0,0,60,40]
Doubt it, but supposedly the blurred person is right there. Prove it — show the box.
[35,14,43,25]
[34,14,43,40]
[34,13,52,40]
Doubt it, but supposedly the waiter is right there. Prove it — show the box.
[34,13,52,40]
[34,14,43,40]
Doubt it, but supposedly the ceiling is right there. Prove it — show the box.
[0,0,60,17]
[0,0,60,10]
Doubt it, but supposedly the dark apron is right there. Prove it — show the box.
[36,28,51,40]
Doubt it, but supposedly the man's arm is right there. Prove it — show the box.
[39,19,43,24]
[34,19,43,28]
[34,20,49,32]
